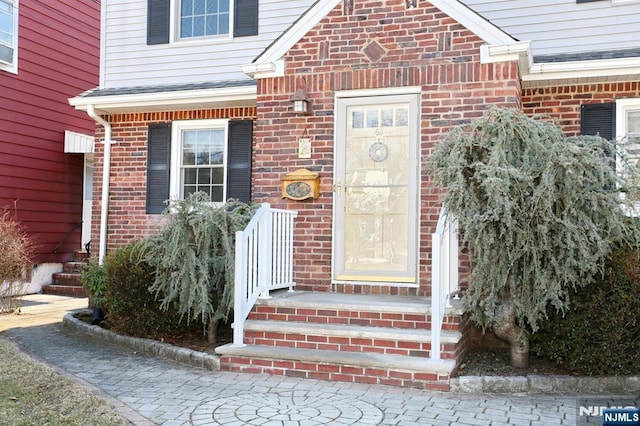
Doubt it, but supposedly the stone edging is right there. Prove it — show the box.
[451,374,640,394]
[64,309,639,394]
[62,309,220,371]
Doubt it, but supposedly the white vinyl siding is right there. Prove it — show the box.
[461,0,640,57]
[102,0,314,88]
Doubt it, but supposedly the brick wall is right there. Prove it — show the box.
[252,0,521,295]
[523,82,640,135]
[90,108,256,254]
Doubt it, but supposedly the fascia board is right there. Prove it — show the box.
[524,56,640,82]
[254,0,341,66]
[429,0,516,46]
[69,85,257,113]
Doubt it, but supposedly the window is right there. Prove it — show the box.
[146,120,253,214]
[616,99,640,211]
[0,0,17,73]
[147,0,257,45]
[180,0,229,39]
[171,120,228,202]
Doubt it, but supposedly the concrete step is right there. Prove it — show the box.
[216,343,456,390]
[245,319,462,343]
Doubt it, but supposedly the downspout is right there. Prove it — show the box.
[86,104,111,266]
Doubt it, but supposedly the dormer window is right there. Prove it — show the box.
[147,0,257,45]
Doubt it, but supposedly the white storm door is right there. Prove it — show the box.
[333,93,419,284]
[82,154,94,249]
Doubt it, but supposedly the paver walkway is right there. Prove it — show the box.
[0,295,631,425]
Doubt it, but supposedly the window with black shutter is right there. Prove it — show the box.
[147,120,253,211]
[147,0,258,44]
[146,123,172,213]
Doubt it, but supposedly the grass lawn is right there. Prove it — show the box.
[0,338,129,425]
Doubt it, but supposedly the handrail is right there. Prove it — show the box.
[53,220,83,254]
[232,203,298,347]
[430,207,459,361]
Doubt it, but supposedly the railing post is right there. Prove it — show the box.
[258,203,272,299]
[431,232,442,362]
[232,229,247,347]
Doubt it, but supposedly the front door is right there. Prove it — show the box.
[333,92,419,285]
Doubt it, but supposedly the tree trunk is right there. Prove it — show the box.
[207,318,219,345]
[493,299,529,368]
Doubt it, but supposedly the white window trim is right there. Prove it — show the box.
[169,0,234,44]
[0,0,18,74]
[170,119,230,206]
[616,98,640,216]
[612,0,640,5]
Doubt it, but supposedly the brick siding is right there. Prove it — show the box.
[252,0,521,295]
[523,82,640,135]
[90,108,256,253]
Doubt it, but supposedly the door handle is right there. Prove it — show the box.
[332,179,342,195]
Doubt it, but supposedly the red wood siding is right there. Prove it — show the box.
[0,0,100,263]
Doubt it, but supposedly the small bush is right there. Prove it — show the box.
[0,210,35,312]
[102,242,202,339]
[532,246,640,375]
[81,261,106,306]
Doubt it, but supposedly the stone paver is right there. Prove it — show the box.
[0,295,637,425]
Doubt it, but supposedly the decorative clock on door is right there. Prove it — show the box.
[281,169,320,201]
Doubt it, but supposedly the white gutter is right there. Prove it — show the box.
[86,104,112,266]
[481,41,640,85]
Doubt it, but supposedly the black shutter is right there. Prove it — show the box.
[147,0,170,45]
[146,123,172,214]
[226,120,253,202]
[234,0,258,37]
[581,103,615,140]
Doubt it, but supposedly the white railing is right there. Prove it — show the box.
[232,203,298,347]
[430,207,459,361]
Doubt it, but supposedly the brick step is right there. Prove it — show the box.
[243,319,461,359]
[249,291,463,332]
[63,261,87,274]
[216,344,455,390]
[51,272,83,286]
[41,284,86,297]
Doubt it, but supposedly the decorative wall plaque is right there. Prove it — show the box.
[281,169,320,201]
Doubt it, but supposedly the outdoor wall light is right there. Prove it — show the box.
[290,84,311,115]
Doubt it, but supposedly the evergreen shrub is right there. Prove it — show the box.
[103,241,201,338]
[532,246,640,375]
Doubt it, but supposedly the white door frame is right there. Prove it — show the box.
[332,87,421,286]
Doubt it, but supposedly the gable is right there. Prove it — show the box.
[247,0,516,76]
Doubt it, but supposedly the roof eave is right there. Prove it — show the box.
[69,85,258,114]
[481,42,640,88]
